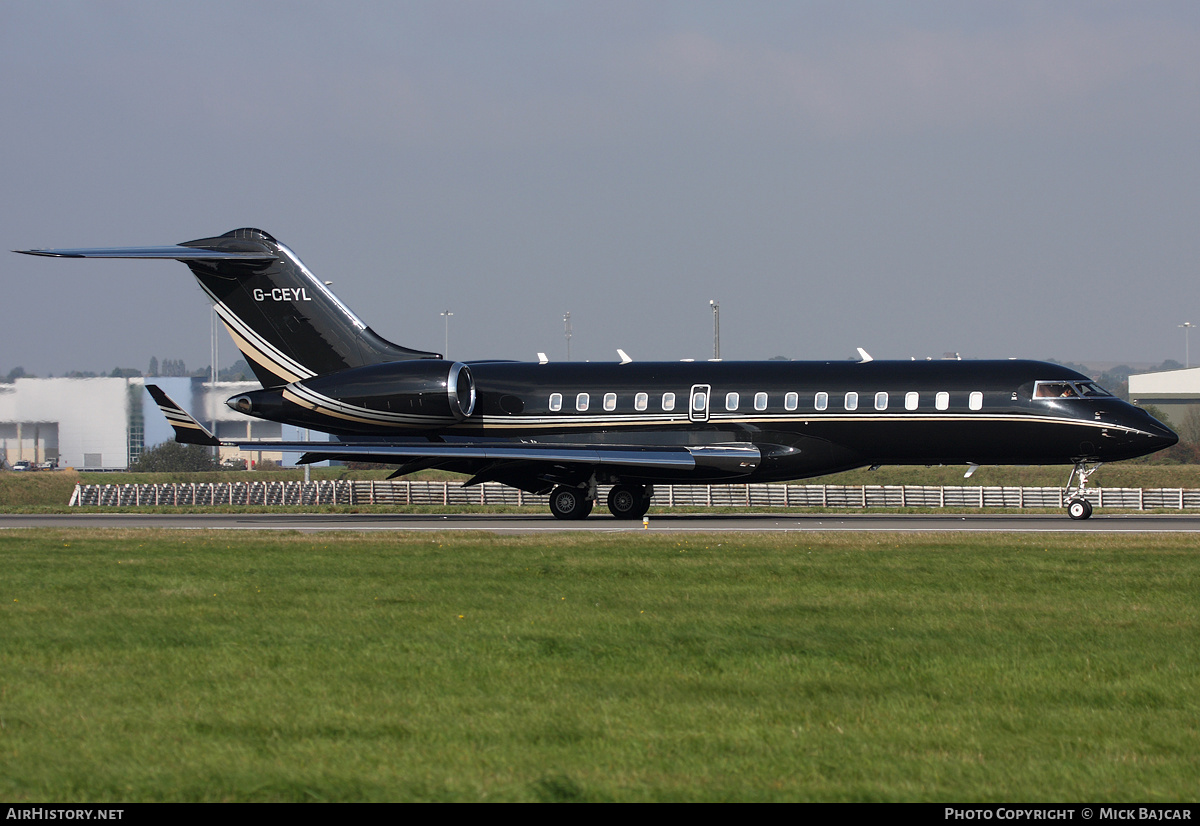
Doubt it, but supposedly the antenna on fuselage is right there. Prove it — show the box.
[617,349,632,364]
[537,353,549,364]
[856,348,874,363]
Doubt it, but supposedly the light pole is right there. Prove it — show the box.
[1181,322,1195,368]
[710,300,720,360]
[440,310,453,359]
[563,311,572,361]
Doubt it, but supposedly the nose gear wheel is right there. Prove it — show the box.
[1064,461,1102,520]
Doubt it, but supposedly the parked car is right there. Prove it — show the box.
[11,460,32,471]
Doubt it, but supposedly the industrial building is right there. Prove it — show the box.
[0,377,326,470]
[1128,367,1200,431]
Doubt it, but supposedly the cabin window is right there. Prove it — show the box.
[603,392,616,411]
[576,393,589,412]
[754,392,768,411]
[969,391,983,411]
[815,392,828,411]
[725,392,739,411]
[662,392,676,411]
[935,391,949,411]
[549,393,562,412]
[635,392,648,411]
[693,392,707,411]
[785,392,798,411]
[875,392,888,411]
[905,392,918,410]
[845,392,859,411]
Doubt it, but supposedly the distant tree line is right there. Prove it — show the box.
[128,442,218,472]
[145,356,253,381]
[0,357,255,383]
[1047,358,1185,402]
[147,357,193,377]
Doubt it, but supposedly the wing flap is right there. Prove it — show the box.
[246,441,703,470]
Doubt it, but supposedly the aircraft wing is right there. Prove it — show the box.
[145,385,760,479]
[258,440,758,473]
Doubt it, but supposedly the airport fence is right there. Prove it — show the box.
[68,480,1200,510]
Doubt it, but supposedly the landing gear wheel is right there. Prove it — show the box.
[607,484,649,519]
[550,486,594,520]
[1067,498,1093,520]
[1064,461,1101,521]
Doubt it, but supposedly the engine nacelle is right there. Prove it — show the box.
[229,360,475,427]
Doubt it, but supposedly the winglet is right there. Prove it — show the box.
[145,384,219,446]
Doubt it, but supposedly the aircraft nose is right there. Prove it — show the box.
[1104,406,1179,460]
[1138,412,1178,451]
[1149,421,1179,450]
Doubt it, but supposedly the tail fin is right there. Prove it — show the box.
[18,228,440,387]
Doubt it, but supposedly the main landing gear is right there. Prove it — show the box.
[1064,461,1102,520]
[549,486,594,520]
[548,483,654,520]
[606,483,653,520]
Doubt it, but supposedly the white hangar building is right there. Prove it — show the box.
[0,377,327,470]
[1128,367,1200,429]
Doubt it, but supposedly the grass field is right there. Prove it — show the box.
[2,529,1197,801]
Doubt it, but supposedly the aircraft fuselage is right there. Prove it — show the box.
[229,358,1176,485]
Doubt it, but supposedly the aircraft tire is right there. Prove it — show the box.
[1067,498,1093,520]
[550,486,593,520]
[607,484,649,519]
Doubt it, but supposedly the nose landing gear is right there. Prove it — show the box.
[1065,461,1102,520]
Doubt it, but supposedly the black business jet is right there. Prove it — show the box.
[18,228,1177,520]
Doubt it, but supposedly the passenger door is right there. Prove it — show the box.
[689,384,711,423]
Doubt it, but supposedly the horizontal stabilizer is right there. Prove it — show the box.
[145,385,219,447]
[15,246,275,263]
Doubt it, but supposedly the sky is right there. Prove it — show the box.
[3,1,1199,377]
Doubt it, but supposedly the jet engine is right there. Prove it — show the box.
[229,360,476,427]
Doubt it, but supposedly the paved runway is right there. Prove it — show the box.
[5,512,1200,532]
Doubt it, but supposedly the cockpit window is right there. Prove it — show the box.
[1033,380,1113,400]
[1034,382,1076,398]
